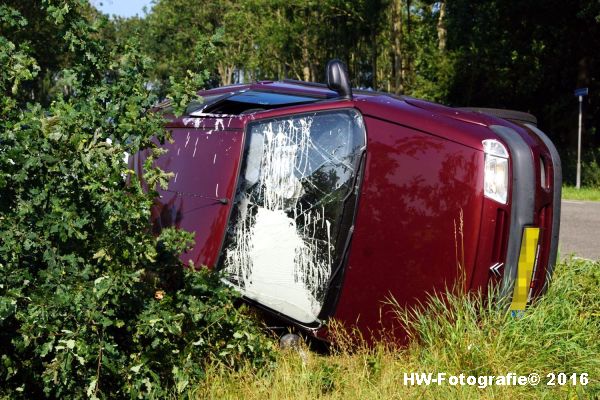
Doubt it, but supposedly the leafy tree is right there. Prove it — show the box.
[0,0,109,105]
[0,2,273,398]
[119,0,223,90]
[444,0,600,182]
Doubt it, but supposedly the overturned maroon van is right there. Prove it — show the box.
[132,60,561,340]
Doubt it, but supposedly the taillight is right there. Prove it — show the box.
[482,139,509,204]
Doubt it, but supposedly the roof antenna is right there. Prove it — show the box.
[326,59,352,99]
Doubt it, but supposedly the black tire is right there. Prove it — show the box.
[279,333,303,350]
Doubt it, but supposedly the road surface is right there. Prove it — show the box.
[559,200,600,260]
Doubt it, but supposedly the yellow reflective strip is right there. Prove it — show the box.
[509,227,540,311]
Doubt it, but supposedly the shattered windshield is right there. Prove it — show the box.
[221,109,366,323]
[187,90,321,115]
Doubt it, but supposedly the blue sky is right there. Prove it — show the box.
[91,0,154,18]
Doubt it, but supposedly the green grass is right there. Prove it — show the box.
[562,185,600,201]
[193,258,600,399]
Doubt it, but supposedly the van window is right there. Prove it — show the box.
[221,109,366,323]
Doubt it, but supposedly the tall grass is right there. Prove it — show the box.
[194,258,600,399]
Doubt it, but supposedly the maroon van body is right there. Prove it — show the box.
[132,78,561,342]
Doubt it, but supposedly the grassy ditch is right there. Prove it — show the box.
[562,186,600,202]
[194,258,600,399]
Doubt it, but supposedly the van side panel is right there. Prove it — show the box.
[332,116,485,339]
[145,126,245,268]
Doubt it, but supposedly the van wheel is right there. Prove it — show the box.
[279,333,302,350]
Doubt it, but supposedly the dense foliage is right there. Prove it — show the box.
[0,2,273,398]
[111,0,600,186]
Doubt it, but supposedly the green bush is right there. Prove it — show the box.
[562,148,600,189]
[582,150,600,188]
[0,3,273,398]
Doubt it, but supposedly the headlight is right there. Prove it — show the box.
[483,139,509,204]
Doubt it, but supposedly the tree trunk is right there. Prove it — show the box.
[218,63,233,86]
[302,8,311,81]
[372,28,378,89]
[437,0,447,52]
[391,0,404,94]
[405,0,412,87]
[406,0,411,35]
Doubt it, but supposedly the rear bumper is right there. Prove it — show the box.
[524,123,562,295]
[491,123,561,306]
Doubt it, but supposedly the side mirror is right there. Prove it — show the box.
[326,59,352,99]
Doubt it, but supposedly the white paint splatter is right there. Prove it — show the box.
[183,117,202,128]
[174,172,178,183]
[192,137,199,158]
[243,208,320,322]
[215,183,219,197]
[224,117,333,323]
[213,153,217,164]
[326,220,332,274]
[187,112,237,118]
[185,132,190,148]
[215,118,224,131]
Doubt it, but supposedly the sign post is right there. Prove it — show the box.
[574,88,588,189]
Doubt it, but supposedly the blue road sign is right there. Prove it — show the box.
[574,87,589,97]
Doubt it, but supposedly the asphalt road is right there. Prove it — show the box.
[559,200,600,260]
